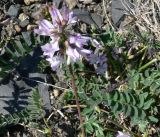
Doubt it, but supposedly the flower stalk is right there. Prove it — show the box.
[138,58,157,72]
[69,64,86,137]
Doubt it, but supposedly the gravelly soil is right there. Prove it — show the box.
[0,0,129,136]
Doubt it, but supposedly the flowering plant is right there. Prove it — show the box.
[34,6,94,70]
[34,5,107,74]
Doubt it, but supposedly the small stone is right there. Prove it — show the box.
[19,19,29,27]
[73,9,102,28]
[54,0,62,7]
[24,0,39,5]
[27,24,37,30]
[22,32,32,46]
[53,89,60,97]
[111,0,131,27]
[79,0,93,4]
[80,23,87,33]
[104,18,108,24]
[50,94,54,99]
[18,13,30,27]
[65,0,78,9]
[14,25,21,33]
[7,5,20,17]
[18,13,29,21]
[24,0,31,5]
[90,13,103,28]
[57,128,62,133]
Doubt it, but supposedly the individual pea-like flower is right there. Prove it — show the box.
[34,6,77,37]
[116,131,131,137]
[87,53,107,74]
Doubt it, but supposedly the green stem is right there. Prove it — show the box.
[43,118,52,135]
[104,127,118,132]
[127,46,147,60]
[138,58,157,72]
[139,47,148,68]
[69,65,86,137]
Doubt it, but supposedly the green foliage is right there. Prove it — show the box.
[0,33,32,77]
[73,68,157,122]
[127,69,160,124]
[141,70,160,95]
[100,30,125,47]
[62,58,160,136]
[27,88,45,119]
[103,90,154,121]
[0,33,49,78]
[0,109,30,129]
[82,115,105,137]
[0,88,45,131]
[128,69,160,98]
[0,18,159,136]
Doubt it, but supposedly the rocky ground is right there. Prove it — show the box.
[0,0,124,113]
[0,0,159,137]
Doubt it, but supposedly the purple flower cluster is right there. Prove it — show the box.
[34,5,107,74]
[88,54,107,74]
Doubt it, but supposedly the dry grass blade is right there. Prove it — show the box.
[121,0,160,40]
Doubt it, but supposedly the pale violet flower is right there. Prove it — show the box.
[41,40,59,58]
[34,6,92,70]
[34,6,105,72]
[87,53,107,74]
[116,131,131,137]
[34,6,76,37]
[86,39,107,74]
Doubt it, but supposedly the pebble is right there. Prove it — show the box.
[20,19,29,27]
[57,128,62,133]
[24,0,39,5]
[53,89,60,97]
[27,24,37,30]
[7,5,20,17]
[18,13,30,27]
[24,0,31,5]
[14,25,21,33]
[22,32,32,46]
[18,13,29,21]
[79,0,93,4]
[65,0,78,9]
[80,23,87,33]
